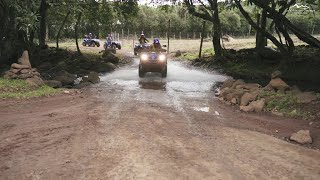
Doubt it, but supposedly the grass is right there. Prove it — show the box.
[258,90,316,120]
[0,78,60,99]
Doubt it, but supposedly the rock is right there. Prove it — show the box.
[271,110,284,117]
[175,50,182,57]
[263,84,274,91]
[231,98,237,105]
[11,63,30,69]
[221,79,235,89]
[225,88,247,103]
[64,90,70,94]
[20,69,31,74]
[45,80,62,88]
[54,71,76,86]
[18,50,32,68]
[231,79,245,89]
[102,53,120,64]
[271,70,282,79]
[26,77,44,87]
[219,87,233,98]
[240,104,254,112]
[240,91,259,106]
[11,69,21,74]
[250,99,265,112]
[82,77,89,83]
[236,83,261,91]
[93,62,117,73]
[17,73,33,79]
[296,92,318,103]
[290,130,312,144]
[102,48,116,55]
[268,78,290,91]
[74,82,93,89]
[87,72,100,84]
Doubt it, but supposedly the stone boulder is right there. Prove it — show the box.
[18,50,32,68]
[271,70,282,79]
[221,79,235,89]
[290,130,312,144]
[250,99,265,112]
[102,53,120,64]
[53,70,76,86]
[94,62,117,73]
[236,83,261,91]
[11,63,30,69]
[45,80,62,88]
[240,91,259,106]
[225,88,247,103]
[26,76,44,87]
[74,82,93,89]
[231,79,245,89]
[268,78,290,91]
[240,99,265,112]
[87,72,100,84]
[240,104,255,112]
[175,50,182,57]
[295,92,318,103]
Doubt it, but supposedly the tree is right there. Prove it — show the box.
[184,0,223,58]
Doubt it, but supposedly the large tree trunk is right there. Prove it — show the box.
[235,1,288,54]
[211,0,222,58]
[256,9,267,49]
[256,1,320,48]
[56,11,71,49]
[75,12,82,54]
[39,0,48,48]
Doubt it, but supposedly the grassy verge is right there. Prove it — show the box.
[258,91,317,120]
[179,48,215,61]
[0,78,60,99]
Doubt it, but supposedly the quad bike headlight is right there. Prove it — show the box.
[158,54,166,62]
[141,54,148,61]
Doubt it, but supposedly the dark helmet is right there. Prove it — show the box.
[153,38,160,44]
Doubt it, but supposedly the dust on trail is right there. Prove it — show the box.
[1,59,320,179]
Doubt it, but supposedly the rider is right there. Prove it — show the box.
[107,34,113,46]
[88,33,93,39]
[150,38,163,52]
[139,33,149,44]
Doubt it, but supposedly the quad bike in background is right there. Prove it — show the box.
[82,37,101,47]
[134,43,150,56]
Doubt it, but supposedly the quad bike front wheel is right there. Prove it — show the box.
[139,65,144,77]
[96,43,100,47]
[161,67,167,78]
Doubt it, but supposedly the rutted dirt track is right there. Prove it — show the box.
[1,60,320,179]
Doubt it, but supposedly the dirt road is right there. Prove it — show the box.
[1,59,320,179]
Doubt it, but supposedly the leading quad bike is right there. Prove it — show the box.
[139,50,167,78]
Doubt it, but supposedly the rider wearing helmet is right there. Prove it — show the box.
[139,33,149,44]
[88,33,93,39]
[150,38,162,52]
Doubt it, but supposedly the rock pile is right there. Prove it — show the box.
[218,70,319,113]
[4,51,44,87]
[218,79,264,112]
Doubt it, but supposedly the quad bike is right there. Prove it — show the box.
[103,41,121,50]
[82,38,100,47]
[134,43,150,56]
[139,51,167,78]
